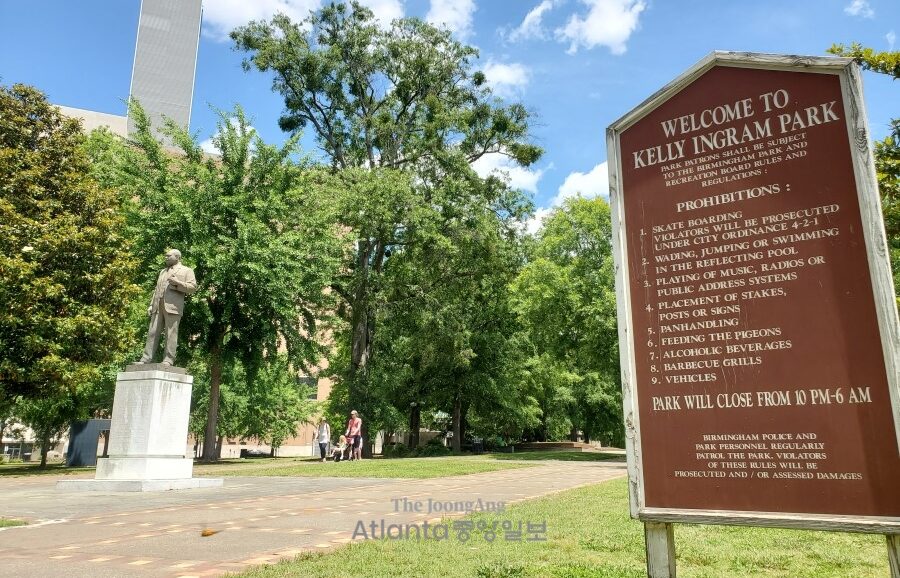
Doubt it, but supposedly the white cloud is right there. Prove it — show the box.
[844,0,874,18]
[472,153,546,194]
[201,0,322,41]
[507,0,558,42]
[556,161,609,203]
[525,207,553,235]
[526,161,609,234]
[427,0,476,40]
[888,30,897,50]
[482,60,530,98]
[200,137,219,156]
[359,0,405,28]
[556,0,645,55]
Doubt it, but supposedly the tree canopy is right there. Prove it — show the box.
[232,1,543,453]
[231,2,540,171]
[88,104,345,459]
[511,196,622,444]
[0,84,138,403]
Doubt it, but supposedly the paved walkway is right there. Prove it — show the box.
[0,460,626,578]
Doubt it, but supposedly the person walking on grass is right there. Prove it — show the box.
[345,410,362,461]
[316,417,331,462]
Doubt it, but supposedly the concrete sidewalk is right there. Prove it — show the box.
[0,460,625,578]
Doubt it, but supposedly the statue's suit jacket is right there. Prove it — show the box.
[149,263,197,316]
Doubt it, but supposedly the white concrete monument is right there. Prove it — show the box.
[57,364,222,491]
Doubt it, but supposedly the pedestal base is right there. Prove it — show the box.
[56,478,223,492]
[96,456,194,479]
[56,367,218,493]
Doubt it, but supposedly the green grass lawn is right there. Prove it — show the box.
[195,456,534,479]
[236,477,887,578]
[488,450,624,462]
[0,518,27,528]
[0,450,616,479]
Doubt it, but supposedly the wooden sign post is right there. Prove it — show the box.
[607,52,900,577]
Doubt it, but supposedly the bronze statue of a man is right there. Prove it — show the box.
[137,249,197,366]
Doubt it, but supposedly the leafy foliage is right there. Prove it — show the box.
[231,2,541,171]
[512,197,622,445]
[0,84,138,403]
[88,103,345,459]
[242,355,318,452]
[232,3,543,454]
[828,43,900,78]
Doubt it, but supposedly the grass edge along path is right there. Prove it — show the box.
[490,450,623,462]
[0,463,94,478]
[0,518,27,528]
[236,477,887,578]
[0,455,528,480]
[0,451,621,479]
[194,455,537,479]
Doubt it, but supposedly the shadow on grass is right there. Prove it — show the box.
[0,463,94,477]
[488,450,624,462]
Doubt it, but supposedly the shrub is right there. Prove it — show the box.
[416,438,451,457]
[382,443,412,459]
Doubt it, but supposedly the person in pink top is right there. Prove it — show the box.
[345,410,363,461]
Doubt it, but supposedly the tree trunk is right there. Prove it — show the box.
[570,425,579,442]
[39,431,49,468]
[459,402,469,450]
[409,402,421,449]
[451,394,462,453]
[347,239,385,461]
[349,239,375,378]
[202,333,224,461]
[102,430,110,457]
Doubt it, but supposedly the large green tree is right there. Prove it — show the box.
[89,105,345,460]
[367,169,533,450]
[512,196,622,445]
[0,84,138,410]
[231,2,542,451]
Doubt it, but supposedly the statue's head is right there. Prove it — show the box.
[165,249,182,267]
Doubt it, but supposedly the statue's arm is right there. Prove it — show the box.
[179,268,198,295]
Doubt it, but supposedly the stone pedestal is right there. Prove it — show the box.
[57,366,222,492]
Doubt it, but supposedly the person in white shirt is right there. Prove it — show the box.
[317,417,331,462]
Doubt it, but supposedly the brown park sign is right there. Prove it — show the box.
[608,52,900,532]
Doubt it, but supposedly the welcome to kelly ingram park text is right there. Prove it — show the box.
[632,87,838,175]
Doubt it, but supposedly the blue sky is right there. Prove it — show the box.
[1,0,897,230]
